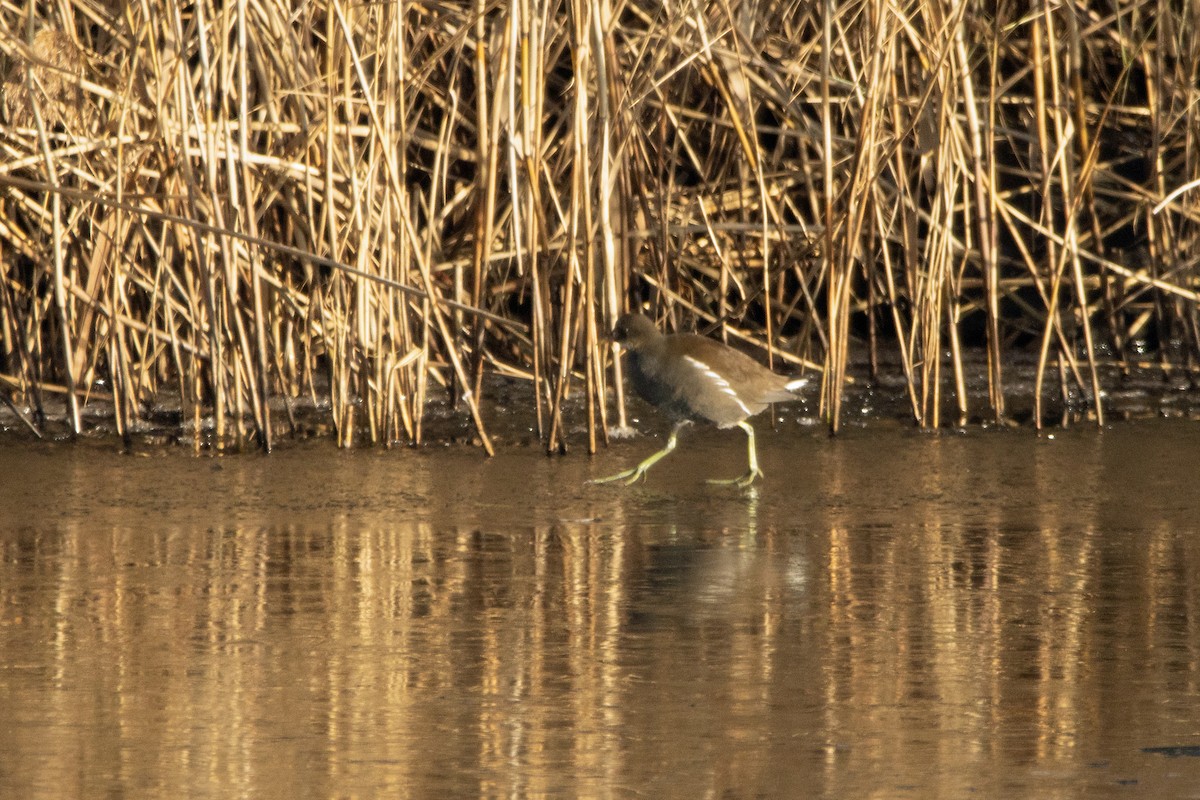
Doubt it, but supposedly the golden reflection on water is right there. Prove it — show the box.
[2,424,1200,798]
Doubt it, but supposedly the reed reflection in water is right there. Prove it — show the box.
[1,422,1200,798]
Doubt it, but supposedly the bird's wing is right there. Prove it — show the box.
[659,336,769,425]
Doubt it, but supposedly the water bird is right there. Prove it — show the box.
[591,312,807,487]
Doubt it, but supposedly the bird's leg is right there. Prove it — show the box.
[707,421,764,487]
[589,423,683,485]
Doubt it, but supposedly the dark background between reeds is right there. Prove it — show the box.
[0,1,1197,452]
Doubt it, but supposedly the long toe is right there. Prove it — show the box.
[588,464,651,485]
[588,467,637,485]
[735,468,764,488]
[706,468,764,488]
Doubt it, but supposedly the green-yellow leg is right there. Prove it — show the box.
[707,421,764,488]
[589,423,683,485]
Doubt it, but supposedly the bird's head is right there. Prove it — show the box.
[610,313,660,351]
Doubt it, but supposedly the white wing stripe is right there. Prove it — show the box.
[682,355,752,416]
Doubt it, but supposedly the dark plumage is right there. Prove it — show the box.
[590,313,807,487]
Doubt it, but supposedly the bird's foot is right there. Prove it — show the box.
[587,466,648,486]
[707,468,764,488]
[588,435,680,486]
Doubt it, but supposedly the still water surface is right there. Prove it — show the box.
[2,421,1200,798]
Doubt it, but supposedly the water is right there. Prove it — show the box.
[2,420,1200,798]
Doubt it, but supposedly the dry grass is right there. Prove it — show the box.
[0,0,1197,449]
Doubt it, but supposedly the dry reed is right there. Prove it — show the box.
[0,0,1197,450]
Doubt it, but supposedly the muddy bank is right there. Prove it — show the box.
[3,353,1200,452]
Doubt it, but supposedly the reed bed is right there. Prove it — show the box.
[0,0,1197,450]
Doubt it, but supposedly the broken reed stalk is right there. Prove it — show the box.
[0,0,1197,451]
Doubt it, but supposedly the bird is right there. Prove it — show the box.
[590,312,807,487]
